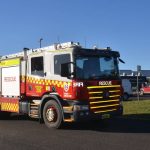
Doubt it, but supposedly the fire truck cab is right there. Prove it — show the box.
[0,42,123,128]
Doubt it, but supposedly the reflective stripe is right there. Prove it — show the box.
[89,91,103,94]
[0,58,20,67]
[109,95,120,98]
[90,99,119,104]
[23,76,71,88]
[64,118,74,122]
[89,96,103,99]
[1,102,19,112]
[109,90,120,93]
[91,104,119,109]
[87,85,120,89]
[94,109,117,113]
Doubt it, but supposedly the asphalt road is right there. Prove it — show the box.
[0,115,150,150]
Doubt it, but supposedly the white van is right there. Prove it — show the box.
[121,79,132,100]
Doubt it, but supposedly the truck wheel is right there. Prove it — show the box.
[43,100,63,129]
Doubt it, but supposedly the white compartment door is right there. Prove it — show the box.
[2,66,20,96]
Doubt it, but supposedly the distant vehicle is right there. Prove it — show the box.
[140,83,150,95]
[120,76,147,95]
[122,79,132,100]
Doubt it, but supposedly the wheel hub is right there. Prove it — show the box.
[46,107,57,122]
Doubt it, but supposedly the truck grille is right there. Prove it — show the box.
[87,85,121,114]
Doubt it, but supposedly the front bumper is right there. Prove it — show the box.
[63,102,123,122]
[73,105,123,122]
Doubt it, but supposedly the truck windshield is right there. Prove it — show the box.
[75,56,119,80]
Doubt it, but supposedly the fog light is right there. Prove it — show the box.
[85,112,89,115]
[80,112,84,116]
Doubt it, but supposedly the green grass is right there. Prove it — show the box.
[123,100,150,120]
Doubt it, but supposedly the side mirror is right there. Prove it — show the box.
[119,58,125,64]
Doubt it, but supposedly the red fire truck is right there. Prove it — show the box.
[140,82,150,95]
[0,42,123,128]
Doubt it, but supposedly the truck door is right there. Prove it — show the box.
[26,55,45,97]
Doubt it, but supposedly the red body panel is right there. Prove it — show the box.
[141,86,150,94]
[21,76,75,99]
[20,75,122,102]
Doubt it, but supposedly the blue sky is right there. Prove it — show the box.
[0,0,150,70]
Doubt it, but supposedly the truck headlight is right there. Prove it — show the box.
[73,105,89,111]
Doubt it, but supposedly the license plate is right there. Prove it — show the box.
[101,114,110,119]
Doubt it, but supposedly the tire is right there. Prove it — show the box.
[43,100,63,129]
[123,93,129,101]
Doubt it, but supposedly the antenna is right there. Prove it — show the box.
[39,38,43,48]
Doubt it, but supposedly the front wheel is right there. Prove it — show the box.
[43,100,63,129]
